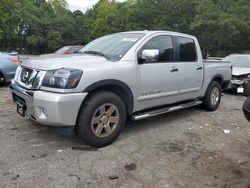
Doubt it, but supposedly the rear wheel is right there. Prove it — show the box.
[202,81,222,111]
[76,91,126,148]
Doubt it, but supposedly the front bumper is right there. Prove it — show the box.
[230,79,245,88]
[10,80,88,126]
[231,77,250,88]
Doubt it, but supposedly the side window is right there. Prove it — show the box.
[141,35,174,62]
[176,37,197,62]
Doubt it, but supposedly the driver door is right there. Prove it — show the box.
[137,35,179,110]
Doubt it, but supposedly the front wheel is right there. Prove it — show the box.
[202,81,222,111]
[76,91,126,148]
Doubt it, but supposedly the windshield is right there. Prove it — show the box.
[55,46,70,54]
[223,55,250,68]
[79,33,144,61]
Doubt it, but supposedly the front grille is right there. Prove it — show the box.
[20,68,33,84]
[17,66,45,89]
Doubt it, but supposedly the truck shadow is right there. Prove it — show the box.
[0,82,10,88]
[223,90,247,97]
[37,106,202,148]
[124,106,201,134]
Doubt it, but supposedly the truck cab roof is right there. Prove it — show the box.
[119,30,196,39]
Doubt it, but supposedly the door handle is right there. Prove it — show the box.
[196,66,203,70]
[171,67,179,72]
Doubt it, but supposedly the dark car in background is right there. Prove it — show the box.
[243,97,250,122]
[223,54,250,95]
[0,52,20,85]
[54,46,83,55]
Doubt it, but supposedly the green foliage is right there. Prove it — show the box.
[0,0,84,54]
[47,30,63,50]
[0,0,249,56]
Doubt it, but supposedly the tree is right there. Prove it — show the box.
[0,0,249,56]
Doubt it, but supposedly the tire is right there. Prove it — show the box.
[243,82,250,96]
[0,73,4,86]
[202,81,222,111]
[76,91,126,148]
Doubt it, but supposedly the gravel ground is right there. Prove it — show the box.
[0,83,250,188]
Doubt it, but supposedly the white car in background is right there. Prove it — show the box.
[223,54,250,95]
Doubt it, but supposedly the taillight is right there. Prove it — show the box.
[8,57,20,64]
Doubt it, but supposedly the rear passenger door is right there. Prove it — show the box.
[173,36,204,101]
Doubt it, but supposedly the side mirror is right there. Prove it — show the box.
[139,49,159,63]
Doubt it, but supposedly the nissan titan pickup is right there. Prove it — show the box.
[10,31,232,147]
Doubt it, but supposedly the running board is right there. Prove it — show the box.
[131,100,202,121]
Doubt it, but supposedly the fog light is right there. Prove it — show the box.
[43,108,48,117]
[35,106,48,119]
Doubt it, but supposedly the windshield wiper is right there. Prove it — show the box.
[83,51,111,60]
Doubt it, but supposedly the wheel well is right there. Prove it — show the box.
[213,77,223,86]
[202,76,224,99]
[212,75,230,91]
[85,85,134,115]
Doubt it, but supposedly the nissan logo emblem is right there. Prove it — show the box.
[22,71,30,81]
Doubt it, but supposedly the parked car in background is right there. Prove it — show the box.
[223,54,250,95]
[10,31,231,147]
[0,52,20,85]
[54,46,83,55]
[19,46,84,62]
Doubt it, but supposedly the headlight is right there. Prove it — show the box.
[42,68,82,89]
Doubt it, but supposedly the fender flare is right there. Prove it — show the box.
[211,74,224,85]
[83,79,134,114]
[203,74,225,98]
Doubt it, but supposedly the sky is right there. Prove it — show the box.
[66,0,125,12]
[66,0,99,12]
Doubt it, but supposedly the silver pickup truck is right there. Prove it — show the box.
[10,31,232,147]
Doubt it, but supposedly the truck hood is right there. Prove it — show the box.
[21,54,108,70]
[232,67,250,76]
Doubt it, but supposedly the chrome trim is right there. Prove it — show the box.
[132,100,202,121]
[16,66,46,90]
[179,87,201,94]
[137,91,178,101]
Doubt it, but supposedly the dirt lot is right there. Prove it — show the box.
[0,83,250,188]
